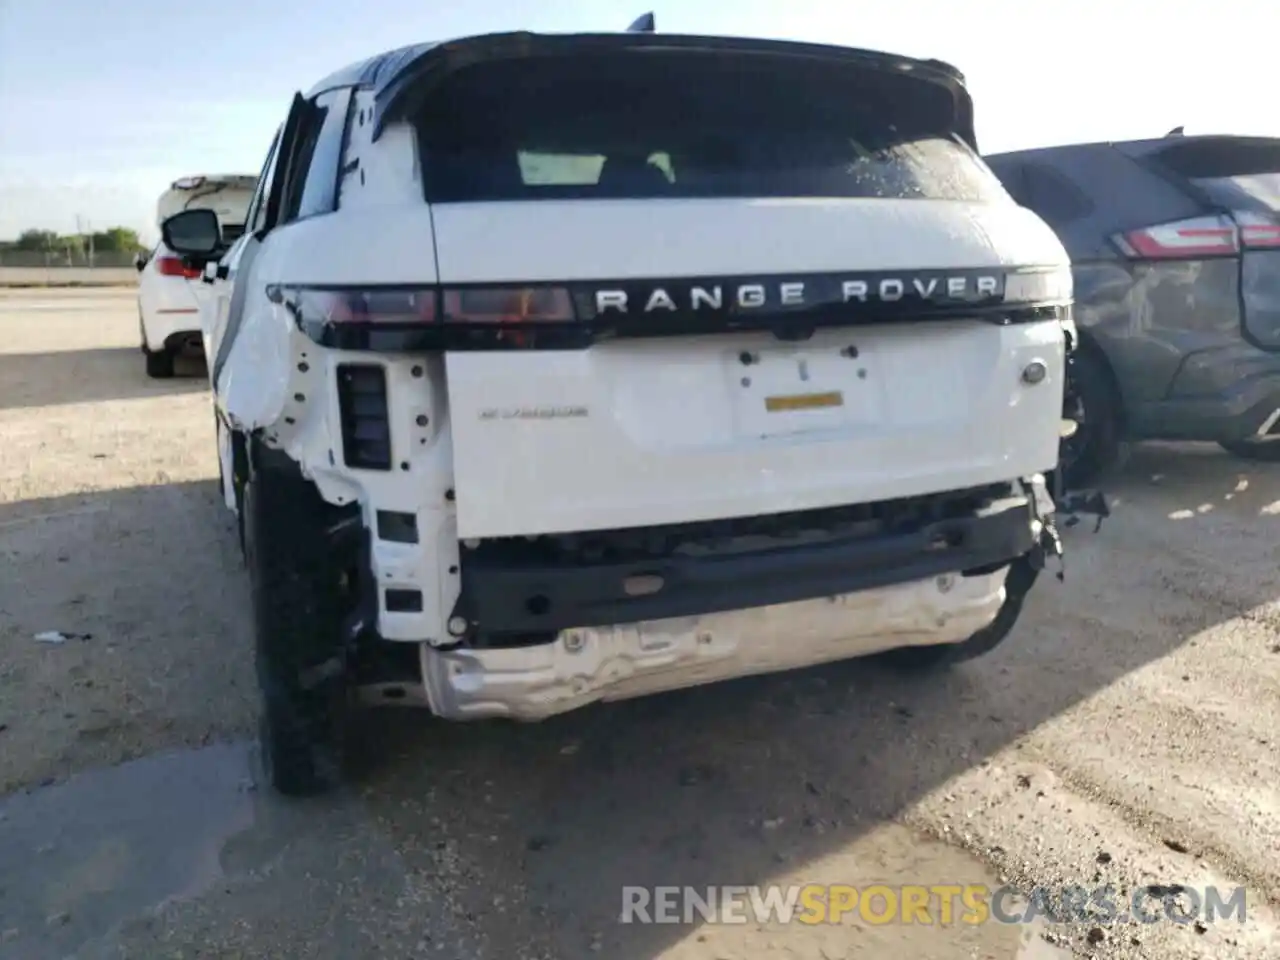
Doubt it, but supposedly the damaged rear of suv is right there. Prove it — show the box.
[165,28,1076,796]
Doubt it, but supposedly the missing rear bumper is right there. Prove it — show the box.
[422,566,1013,721]
[451,479,1052,642]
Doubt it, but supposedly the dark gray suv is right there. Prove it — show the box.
[986,135,1280,487]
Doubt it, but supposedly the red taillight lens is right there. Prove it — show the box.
[441,287,574,324]
[277,286,578,326]
[1239,219,1280,249]
[1115,215,1239,259]
[1115,213,1280,258]
[283,287,438,324]
[155,255,202,279]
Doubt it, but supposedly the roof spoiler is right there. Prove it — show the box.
[370,32,975,148]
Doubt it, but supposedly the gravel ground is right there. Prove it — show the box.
[0,288,1277,960]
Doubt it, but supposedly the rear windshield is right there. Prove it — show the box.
[1155,139,1280,213]
[412,53,1004,204]
[1191,172,1280,212]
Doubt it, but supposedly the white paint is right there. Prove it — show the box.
[448,319,1065,538]
[430,198,1067,281]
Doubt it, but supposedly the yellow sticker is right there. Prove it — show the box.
[764,391,844,412]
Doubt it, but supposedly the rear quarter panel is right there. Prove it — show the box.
[992,144,1242,411]
[1074,259,1243,406]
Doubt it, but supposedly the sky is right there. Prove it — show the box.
[0,0,1276,242]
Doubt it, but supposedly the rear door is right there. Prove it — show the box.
[1144,137,1280,351]
[406,43,1069,538]
[207,123,286,392]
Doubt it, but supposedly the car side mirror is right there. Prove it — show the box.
[161,209,221,258]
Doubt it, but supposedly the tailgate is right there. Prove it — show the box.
[438,199,1066,540]
[408,38,1068,538]
[446,310,1064,539]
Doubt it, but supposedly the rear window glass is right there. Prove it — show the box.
[1191,172,1280,211]
[1156,139,1280,212]
[412,53,1004,204]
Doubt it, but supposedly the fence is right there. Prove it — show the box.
[0,249,140,269]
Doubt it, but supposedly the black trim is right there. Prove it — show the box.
[303,303,1064,353]
[280,87,355,224]
[262,93,309,234]
[454,485,1042,637]
[378,35,972,146]
[280,267,1067,353]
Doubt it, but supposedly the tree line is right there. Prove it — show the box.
[0,227,147,255]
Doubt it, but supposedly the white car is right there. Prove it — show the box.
[163,25,1075,796]
[137,175,255,377]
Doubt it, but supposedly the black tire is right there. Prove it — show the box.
[1218,438,1280,462]
[145,347,175,379]
[1059,345,1124,490]
[243,448,355,797]
[879,560,1039,672]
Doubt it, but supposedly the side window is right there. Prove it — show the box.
[280,88,354,224]
[244,128,283,237]
[1021,163,1094,227]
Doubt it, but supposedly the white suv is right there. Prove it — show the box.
[136,175,255,377]
[162,28,1075,796]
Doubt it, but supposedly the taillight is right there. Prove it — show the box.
[279,287,438,324]
[441,287,574,323]
[276,283,583,352]
[1238,214,1280,249]
[155,255,202,279]
[276,285,578,326]
[1115,215,1238,259]
[1116,213,1280,259]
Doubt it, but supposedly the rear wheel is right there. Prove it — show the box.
[144,346,175,379]
[879,561,1039,672]
[1218,438,1280,462]
[1059,346,1124,490]
[244,447,357,796]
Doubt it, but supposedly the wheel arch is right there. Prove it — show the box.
[1071,326,1128,436]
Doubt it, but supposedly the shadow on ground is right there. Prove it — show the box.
[0,347,206,410]
[2,444,1278,959]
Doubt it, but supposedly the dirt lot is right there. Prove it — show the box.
[0,287,1277,960]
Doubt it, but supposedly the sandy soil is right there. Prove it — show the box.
[0,288,1277,960]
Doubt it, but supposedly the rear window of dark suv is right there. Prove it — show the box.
[411,52,1007,204]
[1153,138,1280,215]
